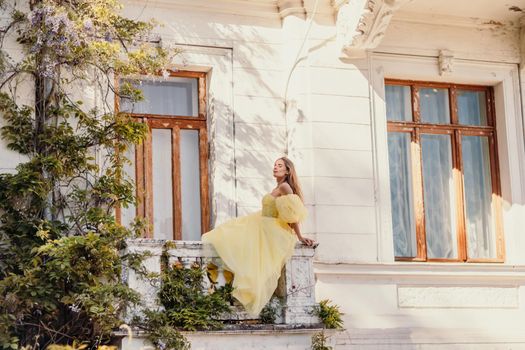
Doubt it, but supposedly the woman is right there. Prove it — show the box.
[202,157,315,316]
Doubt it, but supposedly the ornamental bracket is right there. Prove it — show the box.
[332,0,414,58]
[438,49,454,76]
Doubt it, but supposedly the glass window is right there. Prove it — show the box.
[385,85,412,122]
[385,80,502,262]
[180,129,202,240]
[151,128,174,239]
[119,72,208,240]
[462,135,496,259]
[120,77,198,117]
[388,132,416,257]
[421,134,457,259]
[457,90,487,126]
[420,88,450,124]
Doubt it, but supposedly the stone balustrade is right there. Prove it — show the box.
[123,239,320,326]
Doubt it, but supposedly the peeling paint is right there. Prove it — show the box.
[509,6,524,13]
[483,19,504,26]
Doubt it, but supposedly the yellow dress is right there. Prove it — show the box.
[202,193,307,316]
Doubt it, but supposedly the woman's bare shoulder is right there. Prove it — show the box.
[278,182,293,194]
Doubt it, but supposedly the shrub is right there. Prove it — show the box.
[312,299,344,329]
[0,0,175,348]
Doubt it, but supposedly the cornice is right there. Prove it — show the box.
[332,0,414,58]
[124,0,282,20]
[393,11,520,29]
[125,0,313,21]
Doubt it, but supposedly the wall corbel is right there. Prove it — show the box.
[332,0,413,58]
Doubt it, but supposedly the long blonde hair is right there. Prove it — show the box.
[279,157,304,202]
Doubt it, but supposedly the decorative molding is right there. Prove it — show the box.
[331,0,348,11]
[438,49,454,76]
[314,262,525,282]
[394,11,519,29]
[397,286,519,308]
[277,0,306,19]
[333,0,414,58]
[125,0,281,20]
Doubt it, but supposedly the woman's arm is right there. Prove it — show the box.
[278,183,315,246]
[290,222,314,246]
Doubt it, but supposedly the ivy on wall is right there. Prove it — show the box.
[0,0,177,348]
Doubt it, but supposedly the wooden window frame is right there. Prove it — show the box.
[386,79,505,263]
[116,70,209,240]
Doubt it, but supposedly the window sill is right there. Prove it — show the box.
[314,261,525,282]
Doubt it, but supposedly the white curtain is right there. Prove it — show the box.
[180,130,202,241]
[388,132,416,257]
[420,88,450,124]
[457,90,487,125]
[421,134,457,259]
[152,129,174,239]
[462,136,495,258]
[385,85,411,121]
[120,77,198,116]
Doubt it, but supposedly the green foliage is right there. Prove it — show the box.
[139,311,190,350]
[130,246,233,349]
[311,332,332,350]
[259,297,282,324]
[259,304,277,324]
[158,260,232,331]
[0,0,177,349]
[312,300,344,329]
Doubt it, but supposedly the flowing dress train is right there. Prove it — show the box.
[202,193,307,316]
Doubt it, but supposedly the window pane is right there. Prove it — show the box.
[152,129,173,239]
[180,130,202,240]
[421,134,457,259]
[121,144,136,227]
[120,77,198,116]
[458,90,487,126]
[462,136,496,259]
[388,132,416,257]
[420,88,450,124]
[385,85,412,121]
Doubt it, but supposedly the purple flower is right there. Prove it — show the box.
[83,19,94,32]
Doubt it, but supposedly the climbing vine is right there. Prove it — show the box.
[0,0,176,348]
[130,245,234,349]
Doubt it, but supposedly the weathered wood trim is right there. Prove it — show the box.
[454,130,467,261]
[386,80,503,263]
[412,128,427,260]
[116,70,210,240]
[199,127,210,234]
[144,119,154,238]
[172,126,182,240]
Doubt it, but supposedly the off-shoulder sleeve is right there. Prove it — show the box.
[275,194,307,224]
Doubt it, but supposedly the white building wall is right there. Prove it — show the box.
[122,2,288,222]
[2,0,525,348]
[313,13,525,349]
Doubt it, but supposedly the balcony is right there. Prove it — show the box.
[118,239,323,349]
[123,239,320,325]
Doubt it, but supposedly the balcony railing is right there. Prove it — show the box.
[123,239,320,326]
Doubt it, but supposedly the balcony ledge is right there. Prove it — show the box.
[123,238,319,325]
